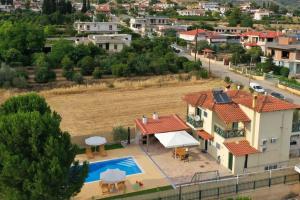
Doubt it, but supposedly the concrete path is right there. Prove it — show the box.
[180,52,300,104]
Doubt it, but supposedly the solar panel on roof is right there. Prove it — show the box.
[213,90,232,104]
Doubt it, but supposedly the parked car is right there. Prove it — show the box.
[270,92,285,100]
[249,82,265,93]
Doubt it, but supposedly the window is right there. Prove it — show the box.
[265,164,278,170]
[196,107,202,118]
[86,25,90,30]
[290,141,297,145]
[282,51,290,59]
[216,142,220,149]
[109,25,112,30]
[204,111,207,117]
[114,44,118,50]
[270,138,277,143]
[232,122,238,130]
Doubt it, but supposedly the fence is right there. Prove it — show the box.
[120,167,300,200]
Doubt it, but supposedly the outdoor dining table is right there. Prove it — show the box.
[85,136,107,156]
[100,169,126,192]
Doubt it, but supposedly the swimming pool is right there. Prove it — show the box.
[85,156,142,183]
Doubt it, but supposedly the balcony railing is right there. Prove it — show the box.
[186,115,203,128]
[214,125,245,139]
[292,122,300,132]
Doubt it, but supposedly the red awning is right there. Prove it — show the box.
[197,130,213,140]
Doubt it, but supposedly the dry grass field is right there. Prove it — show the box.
[0,75,224,143]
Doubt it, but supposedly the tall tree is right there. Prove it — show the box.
[0,93,88,200]
[81,0,87,13]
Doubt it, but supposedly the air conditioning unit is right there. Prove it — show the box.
[261,139,268,146]
[270,138,277,143]
[260,146,267,152]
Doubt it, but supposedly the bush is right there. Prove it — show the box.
[92,67,102,79]
[72,72,84,84]
[112,126,127,143]
[112,63,130,77]
[61,55,74,80]
[280,67,289,77]
[224,76,231,83]
[34,67,56,83]
[77,56,95,76]
[12,76,27,88]
[196,69,209,79]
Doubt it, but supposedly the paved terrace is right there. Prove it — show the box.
[144,140,232,185]
[74,145,170,200]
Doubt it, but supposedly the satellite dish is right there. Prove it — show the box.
[194,115,201,121]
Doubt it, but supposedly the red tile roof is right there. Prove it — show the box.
[197,130,213,140]
[224,140,259,156]
[182,91,250,123]
[183,90,300,117]
[244,42,258,47]
[179,29,206,36]
[213,103,250,123]
[135,114,190,135]
[240,31,282,38]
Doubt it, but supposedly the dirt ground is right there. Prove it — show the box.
[0,75,224,143]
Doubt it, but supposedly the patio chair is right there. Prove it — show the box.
[117,181,126,191]
[85,148,94,159]
[182,153,190,162]
[99,182,110,195]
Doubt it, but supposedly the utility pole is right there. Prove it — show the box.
[248,56,253,85]
[194,28,198,62]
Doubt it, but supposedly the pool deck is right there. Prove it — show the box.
[74,145,171,200]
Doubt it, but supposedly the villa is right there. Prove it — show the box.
[129,16,170,35]
[264,36,300,76]
[183,89,300,174]
[73,21,119,34]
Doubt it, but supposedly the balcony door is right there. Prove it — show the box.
[196,107,202,118]
[228,152,233,170]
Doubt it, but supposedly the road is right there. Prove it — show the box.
[180,52,300,104]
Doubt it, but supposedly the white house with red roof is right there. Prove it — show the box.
[178,29,228,44]
[183,89,300,174]
[240,31,282,52]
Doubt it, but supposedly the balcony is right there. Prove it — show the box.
[214,125,245,139]
[292,122,300,132]
[186,115,203,129]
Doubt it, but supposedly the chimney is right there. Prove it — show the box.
[152,112,159,120]
[252,95,258,109]
[142,116,147,124]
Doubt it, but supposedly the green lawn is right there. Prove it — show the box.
[99,185,173,200]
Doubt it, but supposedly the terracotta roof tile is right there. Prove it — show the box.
[224,140,259,156]
[135,114,190,135]
[197,130,213,140]
[179,29,206,36]
[213,103,250,123]
[241,31,282,38]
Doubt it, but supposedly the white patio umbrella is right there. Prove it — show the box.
[100,169,126,184]
[85,136,107,146]
[155,130,200,148]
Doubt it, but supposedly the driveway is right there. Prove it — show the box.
[180,52,300,104]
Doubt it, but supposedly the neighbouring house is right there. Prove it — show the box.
[183,89,300,174]
[177,9,205,16]
[264,36,300,76]
[73,21,119,34]
[75,34,132,52]
[214,26,252,34]
[95,4,111,16]
[155,24,189,36]
[253,9,270,21]
[135,114,191,150]
[240,31,282,52]
[178,29,230,45]
[129,16,170,35]
[0,4,14,12]
[199,1,219,11]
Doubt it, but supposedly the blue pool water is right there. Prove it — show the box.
[85,157,142,183]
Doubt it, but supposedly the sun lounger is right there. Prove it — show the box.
[117,181,126,191]
[99,181,110,194]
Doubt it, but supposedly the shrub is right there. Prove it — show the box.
[92,67,102,79]
[112,126,128,143]
[34,66,56,83]
[12,76,27,88]
[224,76,231,83]
[196,69,209,79]
[77,56,95,76]
[72,72,84,84]
[280,67,289,77]
[61,56,74,80]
